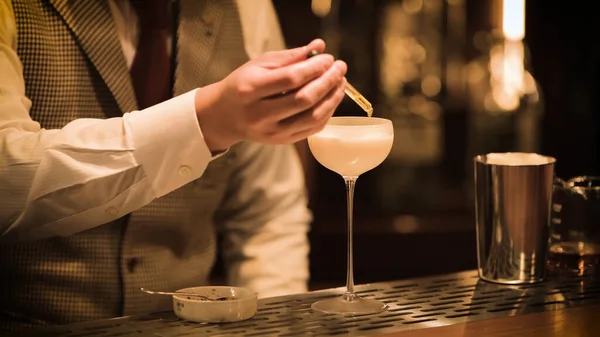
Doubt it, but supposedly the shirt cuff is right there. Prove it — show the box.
[124,89,211,197]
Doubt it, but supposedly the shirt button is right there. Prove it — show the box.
[106,207,118,216]
[127,257,139,273]
[178,165,192,178]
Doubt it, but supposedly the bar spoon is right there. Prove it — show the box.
[140,288,229,301]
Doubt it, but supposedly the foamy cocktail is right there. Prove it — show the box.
[308,117,393,177]
[308,117,393,315]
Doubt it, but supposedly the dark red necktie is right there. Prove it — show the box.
[129,0,172,109]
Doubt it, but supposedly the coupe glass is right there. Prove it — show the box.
[307,117,394,314]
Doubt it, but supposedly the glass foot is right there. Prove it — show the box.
[311,293,387,315]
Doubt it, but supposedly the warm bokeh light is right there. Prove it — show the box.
[502,41,524,95]
[311,0,332,17]
[502,0,525,41]
[402,0,423,14]
[484,0,528,111]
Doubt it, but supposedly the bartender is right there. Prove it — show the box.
[0,0,347,331]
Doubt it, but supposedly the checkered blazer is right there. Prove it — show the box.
[1,0,251,330]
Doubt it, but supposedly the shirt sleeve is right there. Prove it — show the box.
[0,1,213,242]
[220,0,312,298]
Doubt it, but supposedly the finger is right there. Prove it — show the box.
[258,60,347,122]
[255,54,334,98]
[257,39,326,69]
[263,79,345,145]
[280,79,346,136]
[286,117,330,144]
[250,88,338,145]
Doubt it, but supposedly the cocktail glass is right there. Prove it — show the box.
[307,116,394,314]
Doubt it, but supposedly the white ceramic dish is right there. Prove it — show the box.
[172,286,258,323]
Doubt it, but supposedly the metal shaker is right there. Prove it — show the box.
[474,152,556,284]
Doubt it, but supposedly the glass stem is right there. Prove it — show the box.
[343,176,358,296]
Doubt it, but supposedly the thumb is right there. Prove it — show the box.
[258,39,326,69]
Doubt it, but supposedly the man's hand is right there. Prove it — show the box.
[195,39,347,152]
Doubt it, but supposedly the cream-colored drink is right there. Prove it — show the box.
[308,118,393,177]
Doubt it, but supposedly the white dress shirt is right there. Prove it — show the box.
[0,0,311,297]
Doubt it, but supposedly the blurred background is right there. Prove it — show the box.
[219,0,600,290]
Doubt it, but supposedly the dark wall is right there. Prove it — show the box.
[525,0,599,178]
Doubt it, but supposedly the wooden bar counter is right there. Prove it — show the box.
[382,305,599,337]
